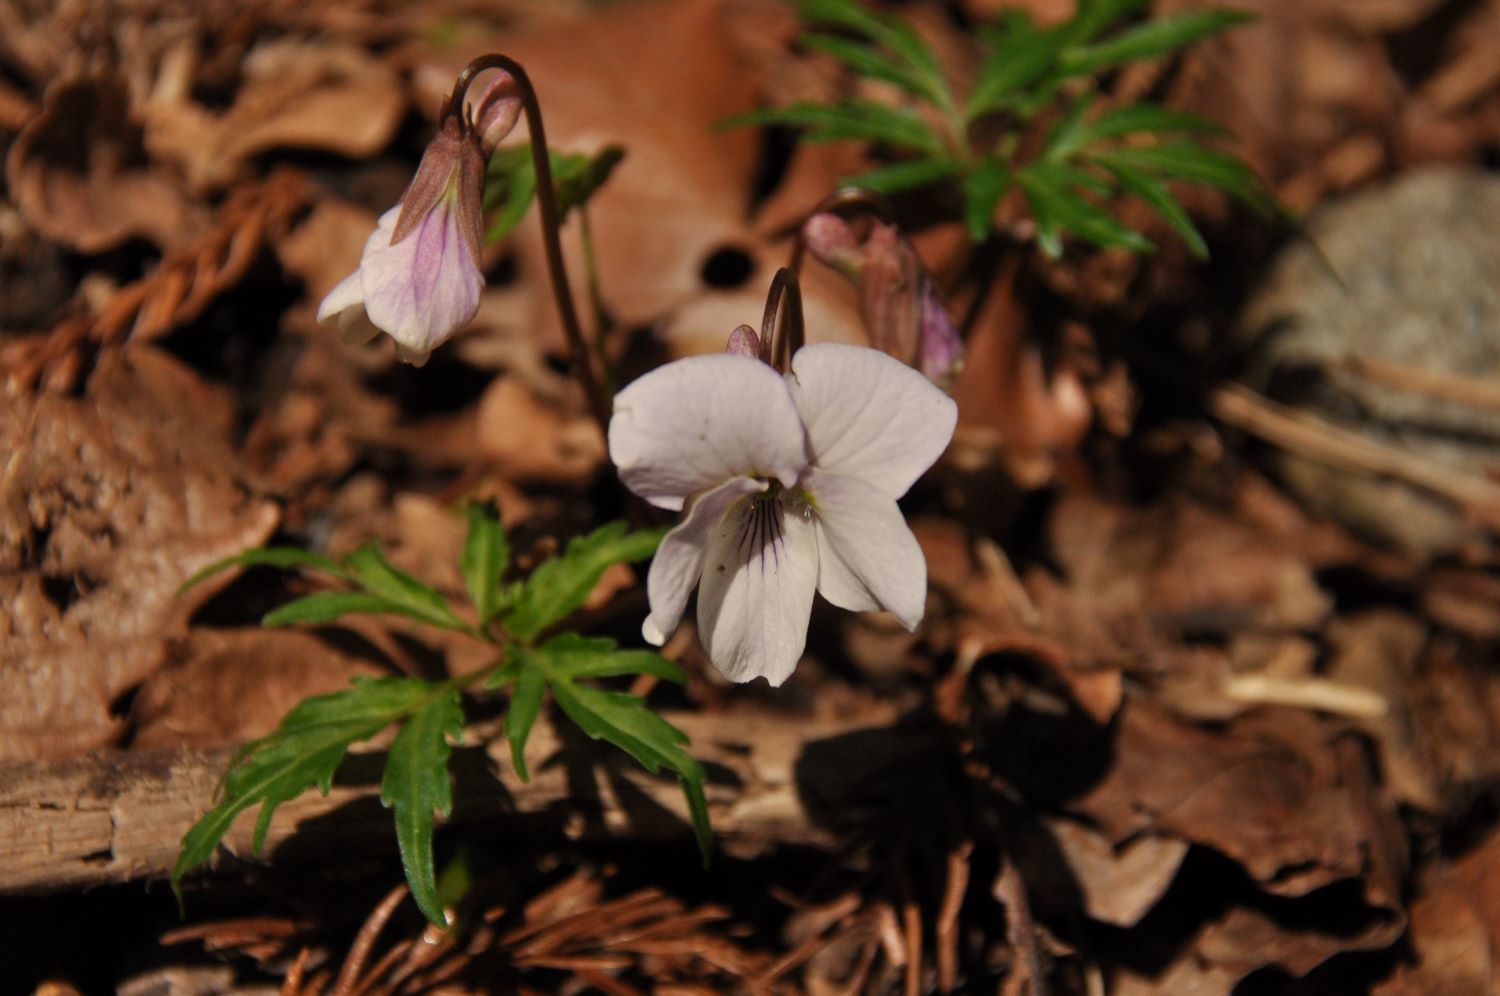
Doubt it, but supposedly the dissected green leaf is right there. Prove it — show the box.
[803,33,931,102]
[501,522,667,643]
[261,590,391,628]
[483,144,624,243]
[1018,163,1154,256]
[381,688,465,927]
[461,502,511,627]
[1062,9,1252,76]
[178,546,352,595]
[553,146,626,220]
[1091,142,1272,212]
[843,157,960,194]
[550,679,712,861]
[966,15,1063,121]
[534,633,688,683]
[796,0,951,108]
[1076,103,1226,145]
[506,660,546,782]
[722,101,943,155]
[346,543,468,632]
[1103,160,1209,258]
[1060,0,1153,46]
[173,677,432,899]
[961,157,1013,241]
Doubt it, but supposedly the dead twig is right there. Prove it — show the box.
[1209,383,1500,530]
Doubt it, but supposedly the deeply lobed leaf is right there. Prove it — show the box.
[501,522,667,643]
[381,688,465,927]
[461,501,511,627]
[173,677,434,899]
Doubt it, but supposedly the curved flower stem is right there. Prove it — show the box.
[450,54,611,439]
[787,186,895,275]
[759,267,805,373]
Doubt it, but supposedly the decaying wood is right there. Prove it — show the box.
[0,708,897,895]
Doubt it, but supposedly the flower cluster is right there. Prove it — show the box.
[318,74,522,366]
[609,332,957,685]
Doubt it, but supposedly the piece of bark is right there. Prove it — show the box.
[0,706,900,895]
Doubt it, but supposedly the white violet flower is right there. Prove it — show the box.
[609,340,957,686]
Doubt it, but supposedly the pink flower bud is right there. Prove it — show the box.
[317,116,487,366]
[803,215,964,393]
[725,324,761,357]
[470,71,523,154]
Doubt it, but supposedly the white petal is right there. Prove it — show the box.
[788,343,957,498]
[696,494,818,686]
[317,269,365,325]
[609,354,808,512]
[362,198,482,356]
[806,470,927,630]
[642,476,766,645]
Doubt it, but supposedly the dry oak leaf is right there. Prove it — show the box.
[0,348,278,761]
[143,40,404,193]
[1375,826,1500,995]
[6,71,208,252]
[1072,700,1401,902]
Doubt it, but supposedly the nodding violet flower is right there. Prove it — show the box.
[803,213,965,391]
[609,334,957,686]
[318,74,523,367]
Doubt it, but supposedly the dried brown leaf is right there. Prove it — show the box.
[6,72,208,252]
[0,348,278,760]
[144,40,404,193]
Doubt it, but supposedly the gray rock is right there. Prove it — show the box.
[1237,167,1500,556]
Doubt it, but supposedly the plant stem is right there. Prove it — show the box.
[760,267,805,372]
[450,55,612,440]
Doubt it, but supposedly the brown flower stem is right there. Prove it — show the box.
[787,186,895,275]
[759,267,805,372]
[450,54,611,440]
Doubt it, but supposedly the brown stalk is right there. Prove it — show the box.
[760,266,806,372]
[448,54,611,439]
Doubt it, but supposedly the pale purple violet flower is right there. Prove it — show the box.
[609,341,957,685]
[318,74,522,367]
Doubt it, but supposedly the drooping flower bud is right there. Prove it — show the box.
[725,324,761,358]
[470,71,523,154]
[318,115,488,367]
[802,213,964,392]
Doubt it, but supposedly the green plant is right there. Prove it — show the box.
[173,504,709,927]
[727,0,1272,255]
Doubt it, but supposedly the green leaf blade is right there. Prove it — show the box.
[261,590,390,628]
[965,16,1063,121]
[178,547,352,596]
[346,544,468,632]
[506,658,546,782]
[535,632,688,683]
[461,502,511,627]
[173,677,432,902]
[1062,8,1252,76]
[843,158,959,194]
[381,689,465,928]
[1018,163,1155,255]
[550,679,712,862]
[501,522,667,643]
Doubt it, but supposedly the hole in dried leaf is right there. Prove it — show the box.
[39,573,81,613]
[700,246,755,289]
